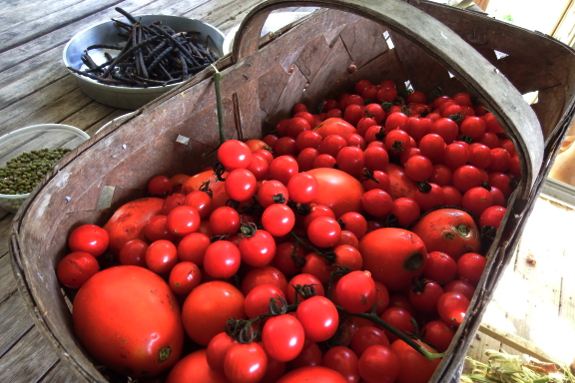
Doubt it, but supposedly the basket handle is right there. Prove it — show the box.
[231,0,543,198]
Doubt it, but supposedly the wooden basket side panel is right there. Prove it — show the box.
[385,30,469,99]
[410,0,575,139]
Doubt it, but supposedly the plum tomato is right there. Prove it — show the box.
[74,266,184,378]
[307,168,364,218]
[410,208,480,260]
[359,228,427,292]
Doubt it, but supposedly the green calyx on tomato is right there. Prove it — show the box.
[403,252,425,272]
[158,346,172,363]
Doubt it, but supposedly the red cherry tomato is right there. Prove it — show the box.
[296,296,339,342]
[262,314,306,362]
[437,291,470,327]
[56,251,100,289]
[335,270,376,314]
[357,345,399,383]
[145,239,179,275]
[68,224,109,257]
[224,342,268,383]
[166,205,201,236]
[218,140,253,170]
[168,261,202,295]
[203,240,241,279]
[261,204,296,237]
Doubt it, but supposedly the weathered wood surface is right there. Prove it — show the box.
[1,0,575,382]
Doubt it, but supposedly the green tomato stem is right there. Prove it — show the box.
[336,306,444,362]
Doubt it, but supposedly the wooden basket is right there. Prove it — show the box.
[10,0,575,382]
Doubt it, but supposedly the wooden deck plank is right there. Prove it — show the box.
[0,326,58,383]
[0,0,124,52]
[0,291,35,359]
[38,360,77,383]
[0,253,17,304]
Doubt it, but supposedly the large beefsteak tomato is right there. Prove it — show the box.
[73,265,184,379]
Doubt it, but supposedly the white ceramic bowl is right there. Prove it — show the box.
[0,124,90,214]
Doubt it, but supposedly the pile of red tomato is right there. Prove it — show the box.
[56,77,518,383]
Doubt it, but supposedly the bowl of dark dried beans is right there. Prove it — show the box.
[63,8,225,110]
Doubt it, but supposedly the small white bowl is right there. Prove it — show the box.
[0,124,90,214]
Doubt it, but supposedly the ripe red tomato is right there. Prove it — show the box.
[224,342,268,383]
[166,349,229,383]
[206,332,238,373]
[379,307,415,343]
[262,314,306,362]
[307,168,364,218]
[410,208,480,260]
[437,291,470,327]
[209,206,241,235]
[57,251,100,289]
[357,345,399,383]
[181,280,245,346]
[350,325,390,357]
[203,240,241,279]
[335,270,376,313]
[287,172,319,204]
[307,216,342,248]
[261,204,296,237]
[240,265,289,297]
[68,224,109,257]
[321,346,360,383]
[244,283,286,318]
[408,277,444,313]
[359,228,427,291]
[181,169,230,210]
[103,197,165,255]
[166,205,200,236]
[73,266,184,378]
[225,168,258,202]
[390,339,441,383]
[177,232,210,265]
[423,251,457,285]
[218,139,253,170]
[118,239,148,267]
[421,320,456,353]
[457,252,487,285]
[296,296,339,342]
[168,261,202,295]
[145,239,179,275]
[286,273,325,304]
[385,163,417,200]
[277,366,348,383]
[147,175,173,196]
